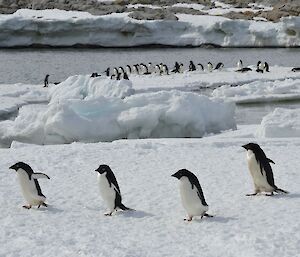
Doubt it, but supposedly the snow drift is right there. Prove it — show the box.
[0,9,299,47]
[49,75,135,101]
[212,78,300,104]
[0,75,236,145]
[256,108,300,138]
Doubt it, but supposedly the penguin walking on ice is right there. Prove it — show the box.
[214,62,224,71]
[237,60,243,70]
[264,62,270,72]
[44,74,49,87]
[242,143,289,196]
[256,61,264,73]
[9,162,50,209]
[207,62,213,72]
[172,169,213,221]
[95,164,133,216]
[189,61,196,71]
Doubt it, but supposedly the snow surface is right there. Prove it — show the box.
[0,9,299,47]
[256,108,300,138]
[0,127,299,257]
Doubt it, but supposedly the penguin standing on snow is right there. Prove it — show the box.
[237,60,243,70]
[44,74,49,87]
[95,164,133,216]
[189,61,196,71]
[172,169,213,221]
[264,62,270,72]
[242,143,289,196]
[207,62,213,72]
[9,162,50,209]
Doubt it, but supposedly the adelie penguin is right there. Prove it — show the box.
[207,62,213,72]
[9,162,50,209]
[172,169,213,221]
[214,62,224,71]
[242,143,289,196]
[189,61,196,71]
[44,74,49,87]
[237,60,243,70]
[95,164,133,216]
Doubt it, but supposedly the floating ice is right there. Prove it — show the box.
[256,108,300,138]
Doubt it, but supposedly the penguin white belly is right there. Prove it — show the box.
[179,178,208,217]
[98,174,116,211]
[247,151,274,192]
[17,170,45,205]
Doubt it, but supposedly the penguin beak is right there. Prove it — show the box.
[171,173,178,179]
[242,144,248,150]
[9,164,16,170]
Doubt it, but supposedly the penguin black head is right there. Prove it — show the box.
[242,142,260,151]
[95,164,112,174]
[171,169,193,180]
[9,162,33,174]
[242,143,270,162]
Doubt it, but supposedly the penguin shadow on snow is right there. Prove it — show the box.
[267,192,300,200]
[192,215,238,224]
[115,209,154,219]
[30,204,63,213]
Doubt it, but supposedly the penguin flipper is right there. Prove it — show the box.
[32,173,50,180]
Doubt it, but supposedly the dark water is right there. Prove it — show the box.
[0,47,299,84]
[235,101,300,125]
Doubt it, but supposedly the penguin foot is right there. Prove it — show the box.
[22,205,31,209]
[184,216,193,222]
[203,213,214,218]
[246,193,258,196]
[265,192,274,196]
[104,212,113,216]
[38,203,48,208]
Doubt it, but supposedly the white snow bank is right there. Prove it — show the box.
[49,75,135,102]
[212,78,300,104]
[0,9,299,47]
[0,90,236,145]
[256,108,300,138]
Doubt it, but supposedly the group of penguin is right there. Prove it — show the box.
[10,142,288,221]
[96,61,226,81]
[44,60,300,86]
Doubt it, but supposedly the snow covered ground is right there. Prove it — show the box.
[0,9,299,47]
[0,127,299,257]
